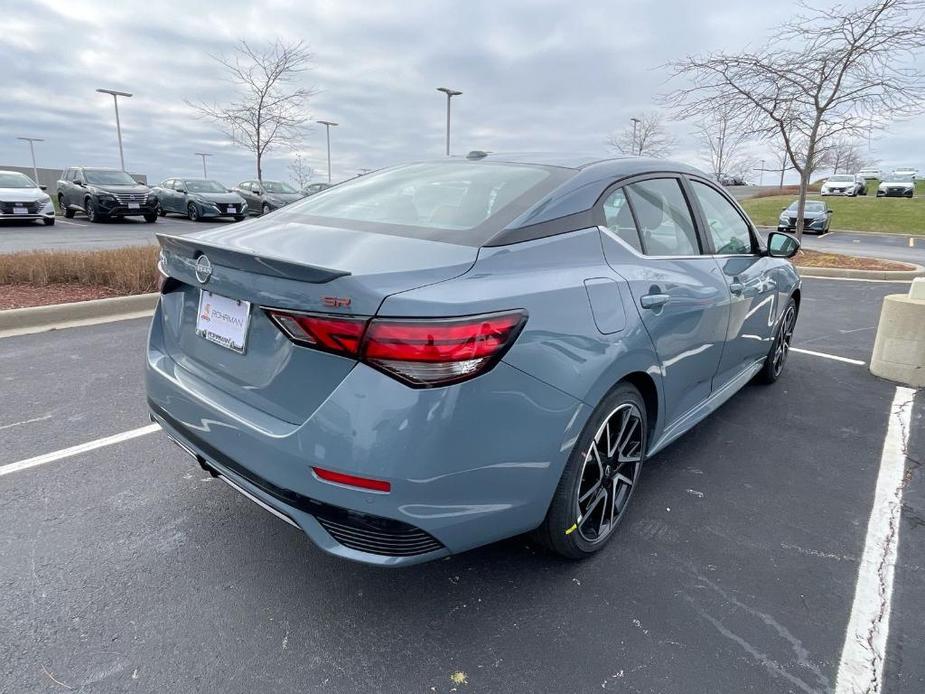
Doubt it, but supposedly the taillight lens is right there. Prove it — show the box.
[363,312,526,386]
[265,309,527,387]
[267,312,368,356]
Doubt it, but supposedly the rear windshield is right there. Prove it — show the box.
[275,161,569,244]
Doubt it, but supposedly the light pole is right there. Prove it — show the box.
[195,152,212,178]
[96,88,133,170]
[17,137,44,186]
[436,87,462,156]
[630,117,641,155]
[759,159,765,186]
[317,120,338,183]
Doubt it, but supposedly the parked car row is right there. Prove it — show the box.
[45,167,337,225]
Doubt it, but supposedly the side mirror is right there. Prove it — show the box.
[827,210,834,215]
[780,207,787,211]
[176,188,186,194]
[39,185,47,191]
[75,180,85,186]
[767,231,800,259]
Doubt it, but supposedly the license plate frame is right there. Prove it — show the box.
[195,290,252,354]
[128,202,140,209]
[12,207,27,215]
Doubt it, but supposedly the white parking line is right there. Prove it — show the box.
[835,386,916,694]
[55,219,88,227]
[790,347,866,366]
[0,423,160,478]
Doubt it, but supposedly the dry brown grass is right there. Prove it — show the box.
[0,245,159,294]
[792,249,914,272]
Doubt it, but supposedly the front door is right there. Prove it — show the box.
[686,179,778,389]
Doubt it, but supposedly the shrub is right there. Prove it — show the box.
[0,245,159,294]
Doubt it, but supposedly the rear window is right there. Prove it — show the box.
[276,161,568,243]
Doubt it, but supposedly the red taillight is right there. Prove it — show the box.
[312,466,391,493]
[363,312,526,386]
[267,312,367,356]
[266,309,527,387]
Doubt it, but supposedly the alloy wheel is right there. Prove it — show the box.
[575,403,643,544]
[86,198,96,222]
[772,304,796,376]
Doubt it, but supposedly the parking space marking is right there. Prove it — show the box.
[0,423,160,478]
[835,386,916,694]
[790,347,866,366]
[55,219,88,227]
[801,276,913,284]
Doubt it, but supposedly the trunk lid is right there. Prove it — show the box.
[155,222,477,424]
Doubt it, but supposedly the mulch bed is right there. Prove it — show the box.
[0,284,124,310]
[792,249,915,272]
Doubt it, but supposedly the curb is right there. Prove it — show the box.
[0,293,158,337]
[757,226,922,239]
[795,263,925,280]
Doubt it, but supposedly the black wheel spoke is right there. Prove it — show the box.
[576,402,644,544]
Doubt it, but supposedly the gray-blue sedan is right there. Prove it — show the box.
[147,153,801,566]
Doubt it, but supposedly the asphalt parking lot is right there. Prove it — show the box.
[1,277,923,693]
[0,215,232,253]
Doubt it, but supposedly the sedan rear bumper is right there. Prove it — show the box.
[145,299,589,566]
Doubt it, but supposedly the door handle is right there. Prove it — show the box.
[729,281,744,295]
[640,293,670,310]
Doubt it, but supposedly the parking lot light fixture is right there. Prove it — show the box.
[96,88,133,171]
[17,137,44,186]
[195,152,212,178]
[317,120,338,183]
[436,87,463,156]
[630,117,641,156]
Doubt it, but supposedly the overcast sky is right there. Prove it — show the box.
[1,0,921,186]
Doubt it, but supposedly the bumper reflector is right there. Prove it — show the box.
[312,466,391,493]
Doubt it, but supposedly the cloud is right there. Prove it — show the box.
[0,0,920,187]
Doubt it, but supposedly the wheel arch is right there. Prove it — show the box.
[620,371,659,443]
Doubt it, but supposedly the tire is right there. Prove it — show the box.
[43,217,55,226]
[144,213,158,223]
[261,203,270,216]
[61,196,74,218]
[85,197,105,223]
[537,383,647,559]
[157,202,166,217]
[234,215,246,222]
[188,203,200,222]
[756,298,797,385]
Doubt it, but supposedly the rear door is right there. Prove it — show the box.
[686,178,778,389]
[598,176,731,426]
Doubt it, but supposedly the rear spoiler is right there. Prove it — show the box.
[156,233,350,284]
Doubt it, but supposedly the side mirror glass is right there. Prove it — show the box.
[767,231,800,259]
[177,188,186,194]
[39,184,47,191]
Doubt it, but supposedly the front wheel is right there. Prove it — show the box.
[144,213,158,223]
[537,383,646,559]
[756,298,797,384]
[234,215,246,222]
[86,198,105,223]
[188,203,200,222]
[261,202,270,216]
[43,217,55,226]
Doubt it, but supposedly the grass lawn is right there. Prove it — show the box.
[741,180,925,235]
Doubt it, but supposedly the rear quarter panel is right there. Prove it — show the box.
[378,228,664,433]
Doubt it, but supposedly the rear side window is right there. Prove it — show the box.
[625,179,700,256]
[278,162,561,241]
[690,181,754,255]
[602,189,643,252]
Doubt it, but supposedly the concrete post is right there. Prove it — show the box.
[870,278,925,387]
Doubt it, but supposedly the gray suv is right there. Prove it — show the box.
[233,180,303,216]
[57,167,157,223]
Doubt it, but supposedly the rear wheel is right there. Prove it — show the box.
[538,383,646,559]
[756,298,797,384]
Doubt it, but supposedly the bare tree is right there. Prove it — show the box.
[818,138,867,174]
[288,152,312,190]
[189,39,316,181]
[665,0,925,237]
[609,111,675,157]
[693,104,753,180]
